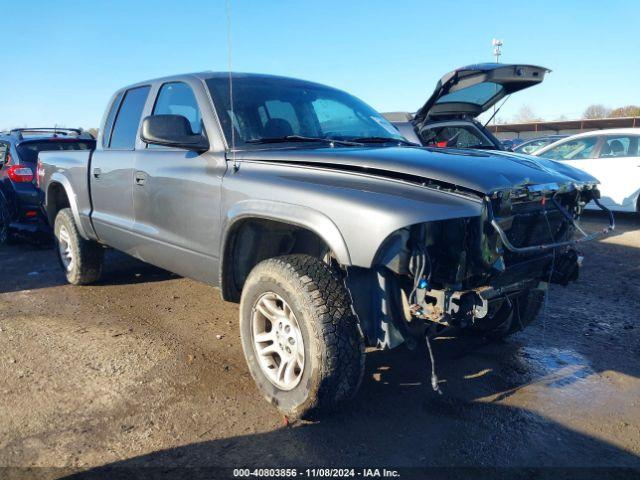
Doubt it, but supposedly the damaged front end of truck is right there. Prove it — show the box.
[346,180,614,349]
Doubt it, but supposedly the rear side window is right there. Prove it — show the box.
[152,82,203,134]
[109,86,150,150]
[598,136,639,158]
[17,140,95,164]
[102,91,124,148]
[0,143,8,164]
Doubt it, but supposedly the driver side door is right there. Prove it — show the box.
[132,81,226,283]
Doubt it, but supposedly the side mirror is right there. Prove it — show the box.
[140,115,209,152]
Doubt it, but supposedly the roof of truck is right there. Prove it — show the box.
[119,71,340,92]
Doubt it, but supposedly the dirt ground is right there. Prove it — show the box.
[1,212,639,478]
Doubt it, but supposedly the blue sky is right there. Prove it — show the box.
[2,0,638,129]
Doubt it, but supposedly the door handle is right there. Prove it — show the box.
[134,171,147,186]
[93,168,101,178]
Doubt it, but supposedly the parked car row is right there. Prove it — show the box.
[512,135,568,154]
[492,129,640,213]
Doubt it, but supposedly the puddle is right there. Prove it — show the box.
[516,346,596,389]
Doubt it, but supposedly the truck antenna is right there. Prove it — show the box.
[226,0,238,168]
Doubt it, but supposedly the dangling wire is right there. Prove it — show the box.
[425,334,442,395]
[409,226,432,306]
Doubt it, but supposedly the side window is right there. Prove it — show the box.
[518,139,548,154]
[101,91,124,148]
[109,86,151,150]
[540,136,598,160]
[152,82,203,135]
[598,136,638,158]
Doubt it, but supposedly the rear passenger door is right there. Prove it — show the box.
[90,86,150,252]
[132,81,224,283]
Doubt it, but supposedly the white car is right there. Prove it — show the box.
[534,128,640,213]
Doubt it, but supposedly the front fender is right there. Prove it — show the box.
[222,199,351,265]
[221,161,485,269]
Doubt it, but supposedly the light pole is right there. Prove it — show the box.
[492,38,503,63]
[491,39,503,126]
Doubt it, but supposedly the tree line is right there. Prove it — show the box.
[499,104,640,124]
[582,104,640,119]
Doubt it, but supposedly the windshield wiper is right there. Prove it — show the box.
[347,136,418,146]
[245,135,362,146]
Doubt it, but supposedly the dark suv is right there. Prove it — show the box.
[0,128,95,243]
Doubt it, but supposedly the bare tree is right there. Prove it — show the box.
[512,105,542,123]
[609,105,640,118]
[583,104,611,119]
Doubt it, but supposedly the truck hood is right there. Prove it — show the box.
[235,146,598,195]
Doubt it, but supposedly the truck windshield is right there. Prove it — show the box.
[17,139,95,164]
[206,76,405,148]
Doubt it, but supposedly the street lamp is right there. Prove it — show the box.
[492,38,503,63]
[491,39,503,127]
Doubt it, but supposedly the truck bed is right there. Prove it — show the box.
[38,149,96,240]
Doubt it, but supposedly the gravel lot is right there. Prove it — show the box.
[1,212,639,478]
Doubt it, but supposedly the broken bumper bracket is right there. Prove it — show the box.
[487,196,615,254]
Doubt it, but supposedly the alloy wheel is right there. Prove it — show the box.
[251,292,305,391]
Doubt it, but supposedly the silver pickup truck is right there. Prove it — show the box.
[38,72,613,418]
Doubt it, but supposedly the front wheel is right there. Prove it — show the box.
[54,208,104,285]
[239,255,365,419]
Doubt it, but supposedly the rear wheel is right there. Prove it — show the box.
[54,208,104,285]
[239,254,365,419]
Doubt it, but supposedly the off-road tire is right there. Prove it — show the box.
[474,288,546,339]
[239,254,365,419]
[54,208,104,285]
